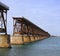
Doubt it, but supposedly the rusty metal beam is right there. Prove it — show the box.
[13,17,50,37]
[0,2,9,34]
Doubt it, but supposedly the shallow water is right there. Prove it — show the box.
[0,37,60,56]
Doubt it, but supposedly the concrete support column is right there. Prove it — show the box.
[0,34,11,48]
[30,36,35,42]
[23,35,30,43]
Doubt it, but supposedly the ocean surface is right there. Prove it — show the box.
[0,37,60,56]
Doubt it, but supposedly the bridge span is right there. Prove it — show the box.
[0,2,50,47]
[11,17,50,44]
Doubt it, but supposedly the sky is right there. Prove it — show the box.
[0,0,60,36]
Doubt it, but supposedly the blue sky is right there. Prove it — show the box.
[0,0,60,36]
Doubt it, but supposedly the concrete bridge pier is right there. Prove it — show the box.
[23,35,30,43]
[35,36,38,41]
[0,34,11,47]
[30,36,35,42]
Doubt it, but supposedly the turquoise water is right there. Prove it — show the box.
[0,37,60,56]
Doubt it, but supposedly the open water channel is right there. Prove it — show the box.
[0,37,60,56]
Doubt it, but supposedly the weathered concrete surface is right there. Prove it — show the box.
[39,36,48,40]
[30,36,35,42]
[11,36,24,44]
[11,35,49,45]
[35,37,38,41]
[0,34,11,47]
[23,36,30,43]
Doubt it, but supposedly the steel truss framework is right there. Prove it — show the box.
[0,2,9,34]
[13,17,50,37]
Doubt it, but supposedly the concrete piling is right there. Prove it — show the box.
[0,34,11,47]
